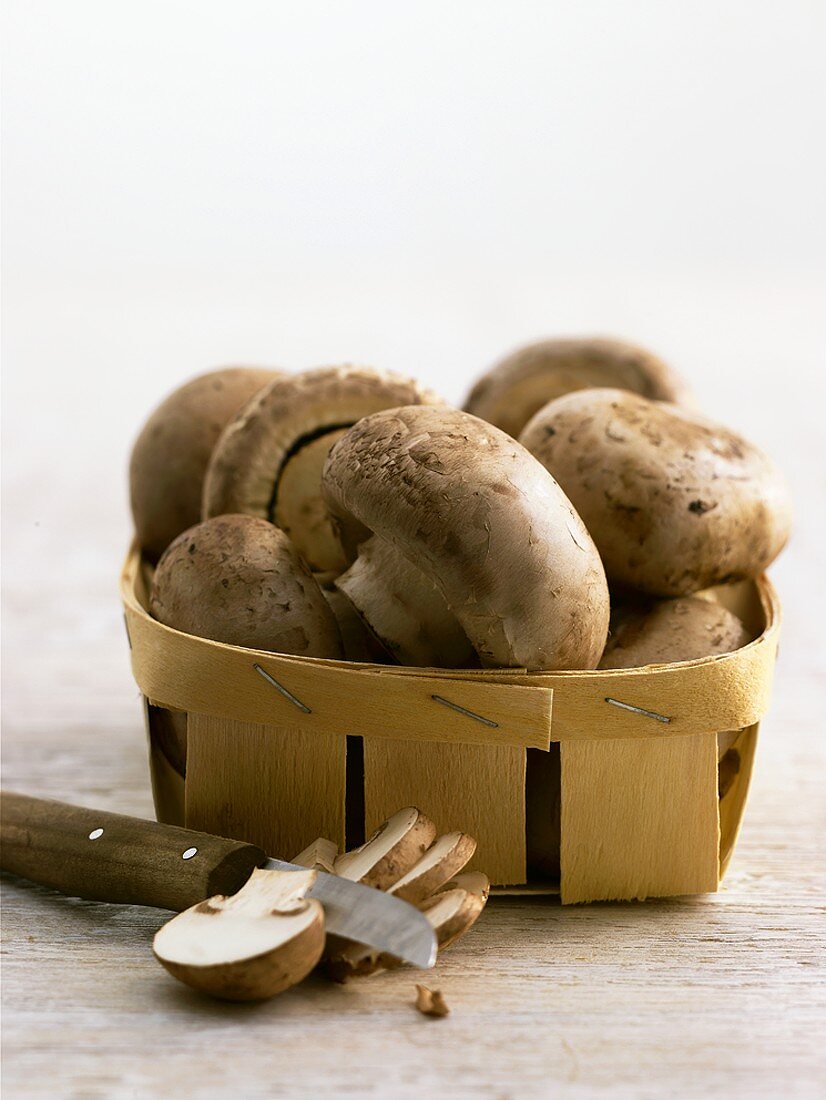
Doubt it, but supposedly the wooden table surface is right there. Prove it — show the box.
[3,289,825,1098]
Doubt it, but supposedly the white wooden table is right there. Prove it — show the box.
[3,283,825,1098]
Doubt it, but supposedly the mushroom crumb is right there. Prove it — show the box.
[415,985,450,1018]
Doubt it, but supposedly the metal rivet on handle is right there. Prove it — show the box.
[182,847,198,860]
[88,828,104,840]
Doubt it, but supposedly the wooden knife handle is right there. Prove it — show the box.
[0,791,267,911]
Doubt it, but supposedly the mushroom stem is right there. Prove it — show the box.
[335,537,477,668]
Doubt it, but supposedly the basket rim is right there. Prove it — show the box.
[121,538,780,681]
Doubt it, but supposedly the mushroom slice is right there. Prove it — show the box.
[153,868,325,1002]
[334,536,477,667]
[420,872,490,951]
[388,832,477,905]
[323,405,610,671]
[292,837,338,874]
[334,807,437,890]
[203,366,443,572]
[149,514,342,657]
[463,337,689,439]
[327,869,490,979]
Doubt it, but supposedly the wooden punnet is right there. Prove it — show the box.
[122,544,780,903]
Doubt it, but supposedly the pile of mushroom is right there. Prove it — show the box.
[131,342,791,873]
[131,345,788,677]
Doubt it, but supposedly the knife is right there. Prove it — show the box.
[0,792,437,969]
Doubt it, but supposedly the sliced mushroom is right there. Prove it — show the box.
[326,870,490,981]
[334,536,477,667]
[323,405,610,671]
[203,366,443,572]
[130,366,280,561]
[599,595,751,760]
[153,868,324,1002]
[520,389,792,596]
[388,832,477,905]
[292,837,338,874]
[464,337,688,439]
[420,871,490,951]
[150,514,342,657]
[334,807,437,889]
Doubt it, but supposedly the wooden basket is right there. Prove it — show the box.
[121,543,780,903]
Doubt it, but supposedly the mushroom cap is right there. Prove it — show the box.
[520,388,792,596]
[323,405,610,671]
[129,366,281,560]
[149,514,342,657]
[599,596,751,669]
[464,337,688,439]
[202,366,443,569]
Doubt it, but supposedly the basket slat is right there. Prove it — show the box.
[560,733,720,903]
[185,714,347,857]
[363,739,527,885]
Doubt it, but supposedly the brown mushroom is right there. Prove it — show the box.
[153,867,324,1002]
[333,535,477,667]
[520,389,792,596]
[388,832,477,905]
[325,834,489,981]
[334,807,437,890]
[130,366,280,561]
[323,405,610,671]
[320,582,393,664]
[203,366,443,572]
[599,595,751,759]
[464,337,689,439]
[149,514,342,657]
[419,871,490,951]
[292,837,338,874]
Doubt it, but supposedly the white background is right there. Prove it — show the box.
[2,0,825,715]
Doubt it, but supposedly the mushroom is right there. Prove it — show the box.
[203,366,443,573]
[320,582,393,664]
[520,389,792,596]
[292,837,338,874]
[419,871,490,951]
[388,832,478,905]
[325,835,489,981]
[149,514,342,657]
[153,867,324,1002]
[334,807,437,889]
[323,405,610,671]
[130,366,281,561]
[464,337,688,439]
[333,535,477,667]
[599,595,752,760]
[330,870,491,978]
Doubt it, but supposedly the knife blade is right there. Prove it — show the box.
[0,792,437,969]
